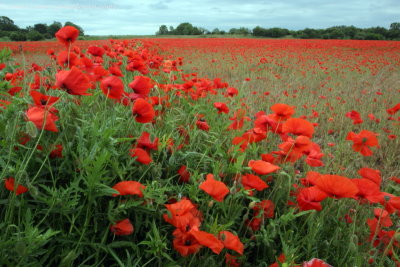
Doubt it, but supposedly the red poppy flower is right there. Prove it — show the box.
[129,147,152,164]
[225,253,240,267]
[358,167,381,186]
[199,174,229,202]
[112,181,146,197]
[128,76,154,96]
[346,130,379,156]
[253,199,275,219]
[270,103,295,121]
[178,165,190,183]
[56,67,91,96]
[26,106,59,132]
[296,186,328,211]
[282,118,314,138]
[50,144,63,158]
[189,229,224,254]
[164,199,201,230]
[386,103,400,115]
[226,87,238,97]
[30,91,60,106]
[196,118,210,131]
[248,160,280,175]
[213,102,229,114]
[4,177,28,195]
[136,131,158,151]
[351,178,381,200]
[241,174,268,191]
[303,258,332,267]
[218,231,244,255]
[100,76,124,99]
[172,229,202,256]
[110,218,134,235]
[345,110,363,124]
[87,46,105,57]
[132,98,155,123]
[55,26,80,46]
[57,51,80,68]
[314,175,358,198]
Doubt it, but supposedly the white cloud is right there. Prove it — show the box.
[0,0,399,35]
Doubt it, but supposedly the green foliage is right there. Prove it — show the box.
[47,21,62,37]
[9,31,27,41]
[27,30,44,41]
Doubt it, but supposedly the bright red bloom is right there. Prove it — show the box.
[136,131,158,151]
[386,103,400,115]
[57,51,80,67]
[241,174,268,191]
[218,231,244,255]
[358,167,381,186]
[26,106,59,132]
[110,218,134,235]
[128,76,154,96]
[296,186,328,211]
[164,199,201,230]
[199,174,229,202]
[314,175,358,198]
[346,130,379,156]
[100,76,124,99]
[56,67,91,96]
[112,181,146,197]
[303,258,332,267]
[178,165,190,183]
[172,229,202,256]
[189,229,224,254]
[226,87,238,97]
[30,91,60,106]
[270,103,295,121]
[196,119,210,131]
[4,177,28,195]
[282,118,314,138]
[213,102,229,114]
[55,26,80,46]
[248,160,280,175]
[132,98,155,123]
[345,110,363,124]
[87,46,105,57]
[129,147,152,164]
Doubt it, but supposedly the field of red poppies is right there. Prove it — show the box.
[0,27,400,267]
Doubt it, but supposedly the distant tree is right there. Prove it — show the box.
[0,16,19,31]
[64,21,84,35]
[252,26,268,36]
[9,32,26,41]
[157,25,169,35]
[33,23,48,34]
[48,21,62,37]
[169,26,175,34]
[229,27,251,35]
[211,28,221,34]
[174,22,202,35]
[388,22,400,39]
[27,30,44,41]
[390,22,400,30]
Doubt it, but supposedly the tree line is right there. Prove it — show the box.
[0,16,84,41]
[157,22,400,40]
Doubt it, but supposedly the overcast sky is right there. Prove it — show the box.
[1,0,399,35]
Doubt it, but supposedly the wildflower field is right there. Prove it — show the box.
[0,27,399,266]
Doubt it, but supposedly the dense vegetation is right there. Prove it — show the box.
[157,22,400,40]
[0,16,84,41]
